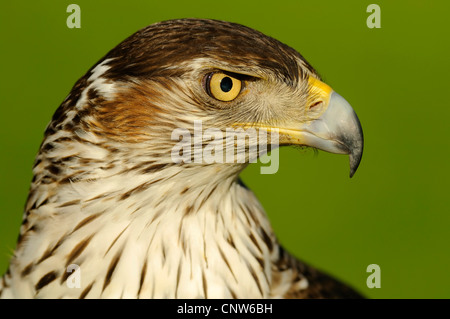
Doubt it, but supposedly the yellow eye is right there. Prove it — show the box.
[206,73,242,102]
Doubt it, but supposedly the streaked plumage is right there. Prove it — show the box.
[0,19,363,298]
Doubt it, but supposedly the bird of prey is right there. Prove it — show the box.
[0,19,363,298]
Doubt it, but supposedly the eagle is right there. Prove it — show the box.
[0,19,363,298]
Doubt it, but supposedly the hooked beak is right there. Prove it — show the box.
[283,77,364,177]
[236,77,363,177]
[295,90,364,177]
[243,77,363,177]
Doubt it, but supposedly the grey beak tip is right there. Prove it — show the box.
[349,159,360,178]
[349,141,363,178]
[349,167,357,178]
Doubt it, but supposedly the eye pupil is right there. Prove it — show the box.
[220,77,233,92]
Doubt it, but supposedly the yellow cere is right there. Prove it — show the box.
[307,77,333,108]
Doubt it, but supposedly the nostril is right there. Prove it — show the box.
[309,101,322,109]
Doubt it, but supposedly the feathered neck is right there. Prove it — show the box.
[12,136,281,298]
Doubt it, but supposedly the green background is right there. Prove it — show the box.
[0,0,448,298]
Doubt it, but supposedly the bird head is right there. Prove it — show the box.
[41,19,363,192]
[11,20,365,299]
